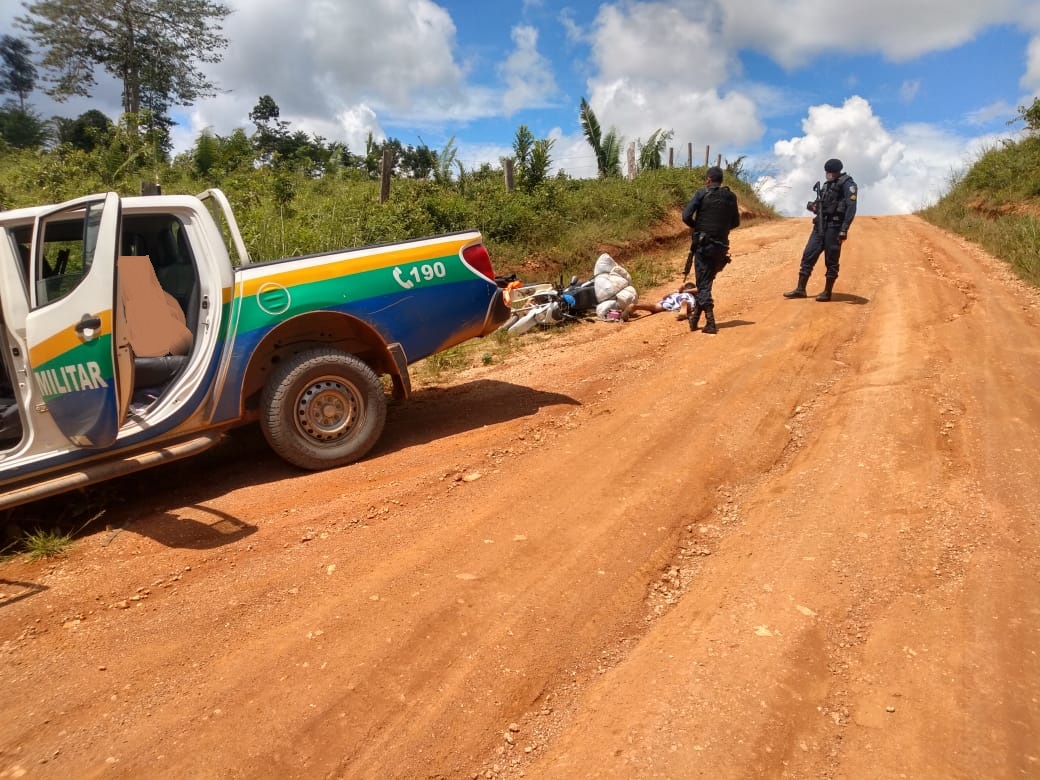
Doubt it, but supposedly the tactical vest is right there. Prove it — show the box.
[694,186,737,238]
[821,175,850,219]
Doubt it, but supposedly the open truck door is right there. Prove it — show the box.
[24,192,131,448]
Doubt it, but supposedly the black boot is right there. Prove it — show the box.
[784,273,809,299]
[688,301,702,331]
[702,307,717,334]
[815,278,835,302]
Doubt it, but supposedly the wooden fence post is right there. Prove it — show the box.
[704,146,710,168]
[687,143,693,169]
[379,148,392,203]
[668,147,674,168]
[503,159,515,192]
[626,142,636,179]
[716,154,722,169]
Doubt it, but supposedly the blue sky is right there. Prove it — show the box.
[3,0,1040,216]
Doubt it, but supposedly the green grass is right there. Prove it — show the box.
[414,326,533,381]
[919,134,1040,286]
[21,526,75,560]
[1,145,774,282]
[1,499,107,558]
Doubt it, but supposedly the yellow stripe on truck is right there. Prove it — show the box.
[27,310,113,366]
[236,235,472,296]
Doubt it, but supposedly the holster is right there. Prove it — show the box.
[698,233,731,273]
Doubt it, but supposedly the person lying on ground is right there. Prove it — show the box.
[621,283,698,321]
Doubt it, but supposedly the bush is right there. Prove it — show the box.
[920,134,1040,286]
[0,139,772,280]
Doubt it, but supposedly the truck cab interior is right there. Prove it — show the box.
[119,216,200,406]
[0,213,202,445]
[0,323,22,448]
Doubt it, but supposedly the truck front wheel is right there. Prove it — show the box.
[260,348,387,470]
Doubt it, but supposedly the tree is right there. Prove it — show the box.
[17,0,230,117]
[600,128,623,178]
[362,135,404,179]
[53,108,115,151]
[434,136,458,184]
[512,125,535,179]
[0,35,37,110]
[250,95,290,166]
[0,100,49,148]
[400,142,437,179]
[512,125,553,191]
[725,155,748,183]
[1014,97,1040,134]
[339,143,364,172]
[527,138,554,189]
[215,127,254,172]
[637,129,673,173]
[579,98,622,178]
[193,128,221,177]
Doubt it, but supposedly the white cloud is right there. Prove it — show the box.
[753,96,999,216]
[966,100,1016,126]
[178,0,567,151]
[899,80,920,104]
[592,3,729,89]
[546,127,600,178]
[582,2,762,160]
[1023,36,1040,95]
[718,0,1032,67]
[499,25,558,115]
[212,0,467,118]
[586,80,763,155]
[455,140,513,174]
[559,9,587,46]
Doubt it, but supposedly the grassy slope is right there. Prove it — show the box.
[0,150,776,289]
[918,134,1040,286]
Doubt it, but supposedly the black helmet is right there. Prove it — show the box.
[824,158,843,173]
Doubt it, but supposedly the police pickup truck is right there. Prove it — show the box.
[0,189,509,510]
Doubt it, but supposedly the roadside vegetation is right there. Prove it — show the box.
[9,12,1034,555]
[919,98,1040,286]
[0,136,769,275]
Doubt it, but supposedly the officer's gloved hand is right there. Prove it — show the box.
[838,231,848,243]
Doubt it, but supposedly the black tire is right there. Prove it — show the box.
[260,348,387,470]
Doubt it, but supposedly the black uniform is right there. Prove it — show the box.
[799,173,857,281]
[681,183,740,313]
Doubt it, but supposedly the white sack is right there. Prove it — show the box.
[592,252,638,312]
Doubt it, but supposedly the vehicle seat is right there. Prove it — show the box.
[154,227,196,313]
[117,255,192,387]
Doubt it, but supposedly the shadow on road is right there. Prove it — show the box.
[717,319,755,330]
[2,381,578,533]
[116,505,257,550]
[831,293,869,304]
[380,379,580,451]
[0,578,48,608]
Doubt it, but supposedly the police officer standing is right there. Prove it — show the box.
[681,165,741,334]
[783,158,857,302]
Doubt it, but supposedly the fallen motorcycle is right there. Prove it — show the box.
[497,274,598,335]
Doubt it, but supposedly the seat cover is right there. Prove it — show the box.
[117,255,192,358]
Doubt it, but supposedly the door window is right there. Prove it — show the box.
[33,202,103,308]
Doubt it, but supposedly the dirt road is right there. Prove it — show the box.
[2,215,1039,779]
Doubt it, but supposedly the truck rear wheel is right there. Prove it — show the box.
[260,348,387,470]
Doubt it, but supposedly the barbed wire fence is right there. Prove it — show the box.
[379,143,725,200]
